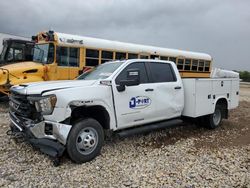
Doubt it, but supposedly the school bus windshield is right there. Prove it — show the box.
[33,43,54,64]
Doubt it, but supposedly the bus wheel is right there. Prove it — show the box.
[67,118,104,163]
[205,105,223,129]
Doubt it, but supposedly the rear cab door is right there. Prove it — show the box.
[145,61,184,121]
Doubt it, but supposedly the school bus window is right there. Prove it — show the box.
[116,52,126,60]
[169,57,176,64]
[102,51,113,59]
[140,55,149,59]
[69,48,79,67]
[160,56,169,60]
[198,60,205,71]
[101,50,113,64]
[177,58,184,70]
[192,60,198,71]
[128,53,138,59]
[86,49,99,66]
[150,55,159,59]
[205,61,210,72]
[57,46,68,66]
[184,59,191,70]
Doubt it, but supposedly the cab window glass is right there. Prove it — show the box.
[34,43,54,64]
[6,48,14,61]
[148,62,176,82]
[115,62,148,84]
[7,48,23,61]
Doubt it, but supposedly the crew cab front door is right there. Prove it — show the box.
[112,62,156,129]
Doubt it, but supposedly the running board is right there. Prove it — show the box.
[117,119,183,138]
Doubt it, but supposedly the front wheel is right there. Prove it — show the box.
[67,118,104,163]
[205,105,223,129]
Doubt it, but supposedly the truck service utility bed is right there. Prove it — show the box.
[182,78,239,118]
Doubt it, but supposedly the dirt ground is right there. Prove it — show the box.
[0,84,249,187]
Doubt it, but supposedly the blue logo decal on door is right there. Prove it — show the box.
[129,96,151,109]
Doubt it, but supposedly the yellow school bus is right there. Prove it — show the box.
[0,30,212,97]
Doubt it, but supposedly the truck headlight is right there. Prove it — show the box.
[34,95,57,115]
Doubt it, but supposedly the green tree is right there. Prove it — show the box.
[239,71,250,82]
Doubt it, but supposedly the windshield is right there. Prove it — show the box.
[77,62,123,80]
[33,43,54,64]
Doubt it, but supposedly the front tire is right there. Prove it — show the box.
[67,118,104,163]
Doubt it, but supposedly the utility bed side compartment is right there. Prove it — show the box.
[181,79,196,117]
[211,78,239,110]
[230,79,240,109]
[182,79,213,117]
[182,78,239,118]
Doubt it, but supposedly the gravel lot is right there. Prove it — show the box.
[0,85,249,187]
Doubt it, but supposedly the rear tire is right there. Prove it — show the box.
[204,105,223,129]
[67,118,104,163]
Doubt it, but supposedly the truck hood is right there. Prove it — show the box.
[11,80,97,95]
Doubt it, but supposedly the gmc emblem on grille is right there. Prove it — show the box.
[9,101,19,110]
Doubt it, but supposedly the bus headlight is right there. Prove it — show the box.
[35,95,57,115]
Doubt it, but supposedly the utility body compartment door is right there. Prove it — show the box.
[230,80,240,109]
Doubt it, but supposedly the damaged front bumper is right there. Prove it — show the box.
[9,111,72,158]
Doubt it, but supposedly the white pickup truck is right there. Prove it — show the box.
[8,59,239,164]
